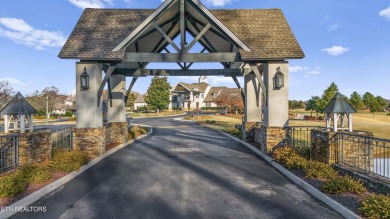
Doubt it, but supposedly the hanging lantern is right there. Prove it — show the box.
[274,67,284,88]
[80,67,89,90]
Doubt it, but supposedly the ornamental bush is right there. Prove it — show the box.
[304,161,338,180]
[0,171,28,198]
[19,163,52,184]
[49,149,88,172]
[273,147,308,169]
[359,194,390,219]
[321,176,367,194]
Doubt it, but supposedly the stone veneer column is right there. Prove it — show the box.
[74,62,105,158]
[107,74,128,146]
[18,131,51,165]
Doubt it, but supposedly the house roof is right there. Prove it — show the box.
[134,94,146,103]
[59,8,304,61]
[323,92,357,114]
[0,92,37,115]
[204,87,227,102]
[179,82,209,93]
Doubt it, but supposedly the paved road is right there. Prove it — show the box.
[13,116,342,219]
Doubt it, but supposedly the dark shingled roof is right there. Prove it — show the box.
[59,8,304,61]
[323,92,357,114]
[0,92,37,115]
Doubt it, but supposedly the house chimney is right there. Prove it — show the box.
[199,76,207,83]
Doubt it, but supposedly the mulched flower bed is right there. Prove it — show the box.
[0,171,68,207]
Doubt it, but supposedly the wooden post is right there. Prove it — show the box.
[333,113,338,132]
[20,114,25,133]
[348,113,353,132]
[4,114,9,133]
[340,113,345,128]
[326,113,331,129]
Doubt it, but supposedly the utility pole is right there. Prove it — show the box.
[46,95,49,124]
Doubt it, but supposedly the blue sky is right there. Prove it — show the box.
[0,0,389,100]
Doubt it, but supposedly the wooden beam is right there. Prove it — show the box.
[184,23,211,53]
[125,77,138,104]
[123,52,241,63]
[115,68,250,77]
[250,64,267,108]
[164,48,185,69]
[232,76,245,106]
[153,22,180,52]
[186,48,206,69]
[180,0,186,50]
[98,65,116,107]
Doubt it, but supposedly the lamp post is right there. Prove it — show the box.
[46,95,49,124]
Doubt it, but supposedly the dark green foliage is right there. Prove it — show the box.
[126,92,137,109]
[304,161,338,179]
[225,128,243,139]
[322,176,367,194]
[350,91,365,110]
[359,194,390,219]
[289,100,305,109]
[64,111,73,117]
[200,107,225,111]
[306,96,322,116]
[363,92,375,108]
[0,163,52,198]
[49,149,89,172]
[370,96,388,114]
[145,77,171,112]
[320,82,339,111]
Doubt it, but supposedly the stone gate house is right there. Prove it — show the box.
[58,0,304,157]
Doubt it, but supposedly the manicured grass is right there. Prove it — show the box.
[186,115,242,132]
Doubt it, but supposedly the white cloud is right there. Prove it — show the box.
[0,77,30,91]
[322,46,350,56]
[203,0,233,6]
[0,18,66,50]
[379,6,390,21]
[68,0,113,9]
[177,76,242,86]
[289,65,309,73]
[327,23,340,31]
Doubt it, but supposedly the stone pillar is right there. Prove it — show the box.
[108,75,126,123]
[76,62,103,128]
[72,127,106,160]
[244,74,262,123]
[263,61,289,127]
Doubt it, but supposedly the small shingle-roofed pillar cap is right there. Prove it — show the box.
[322,92,357,114]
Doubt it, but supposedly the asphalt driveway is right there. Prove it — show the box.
[12,116,342,219]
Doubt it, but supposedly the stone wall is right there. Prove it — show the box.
[241,122,257,142]
[18,131,51,165]
[253,127,290,153]
[72,127,106,160]
[106,122,128,145]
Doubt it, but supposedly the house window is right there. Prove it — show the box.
[206,102,211,107]
[195,95,199,99]
[200,94,204,99]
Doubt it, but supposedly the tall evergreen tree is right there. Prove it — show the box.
[145,77,171,113]
[363,92,375,109]
[320,82,339,111]
[350,91,365,110]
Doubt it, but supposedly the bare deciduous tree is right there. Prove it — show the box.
[0,80,15,109]
[27,86,64,116]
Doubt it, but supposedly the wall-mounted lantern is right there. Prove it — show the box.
[80,67,89,90]
[273,67,284,89]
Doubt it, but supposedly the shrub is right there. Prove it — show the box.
[49,149,89,172]
[304,161,338,179]
[0,172,28,198]
[225,128,243,139]
[359,194,390,219]
[128,126,149,140]
[205,120,210,123]
[64,111,73,117]
[19,163,52,184]
[273,147,308,169]
[322,176,367,194]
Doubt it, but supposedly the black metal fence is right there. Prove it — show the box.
[51,129,73,150]
[289,126,324,157]
[0,134,19,173]
[334,132,390,179]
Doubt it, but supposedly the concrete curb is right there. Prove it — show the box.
[131,113,187,119]
[199,125,361,219]
[0,126,153,219]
